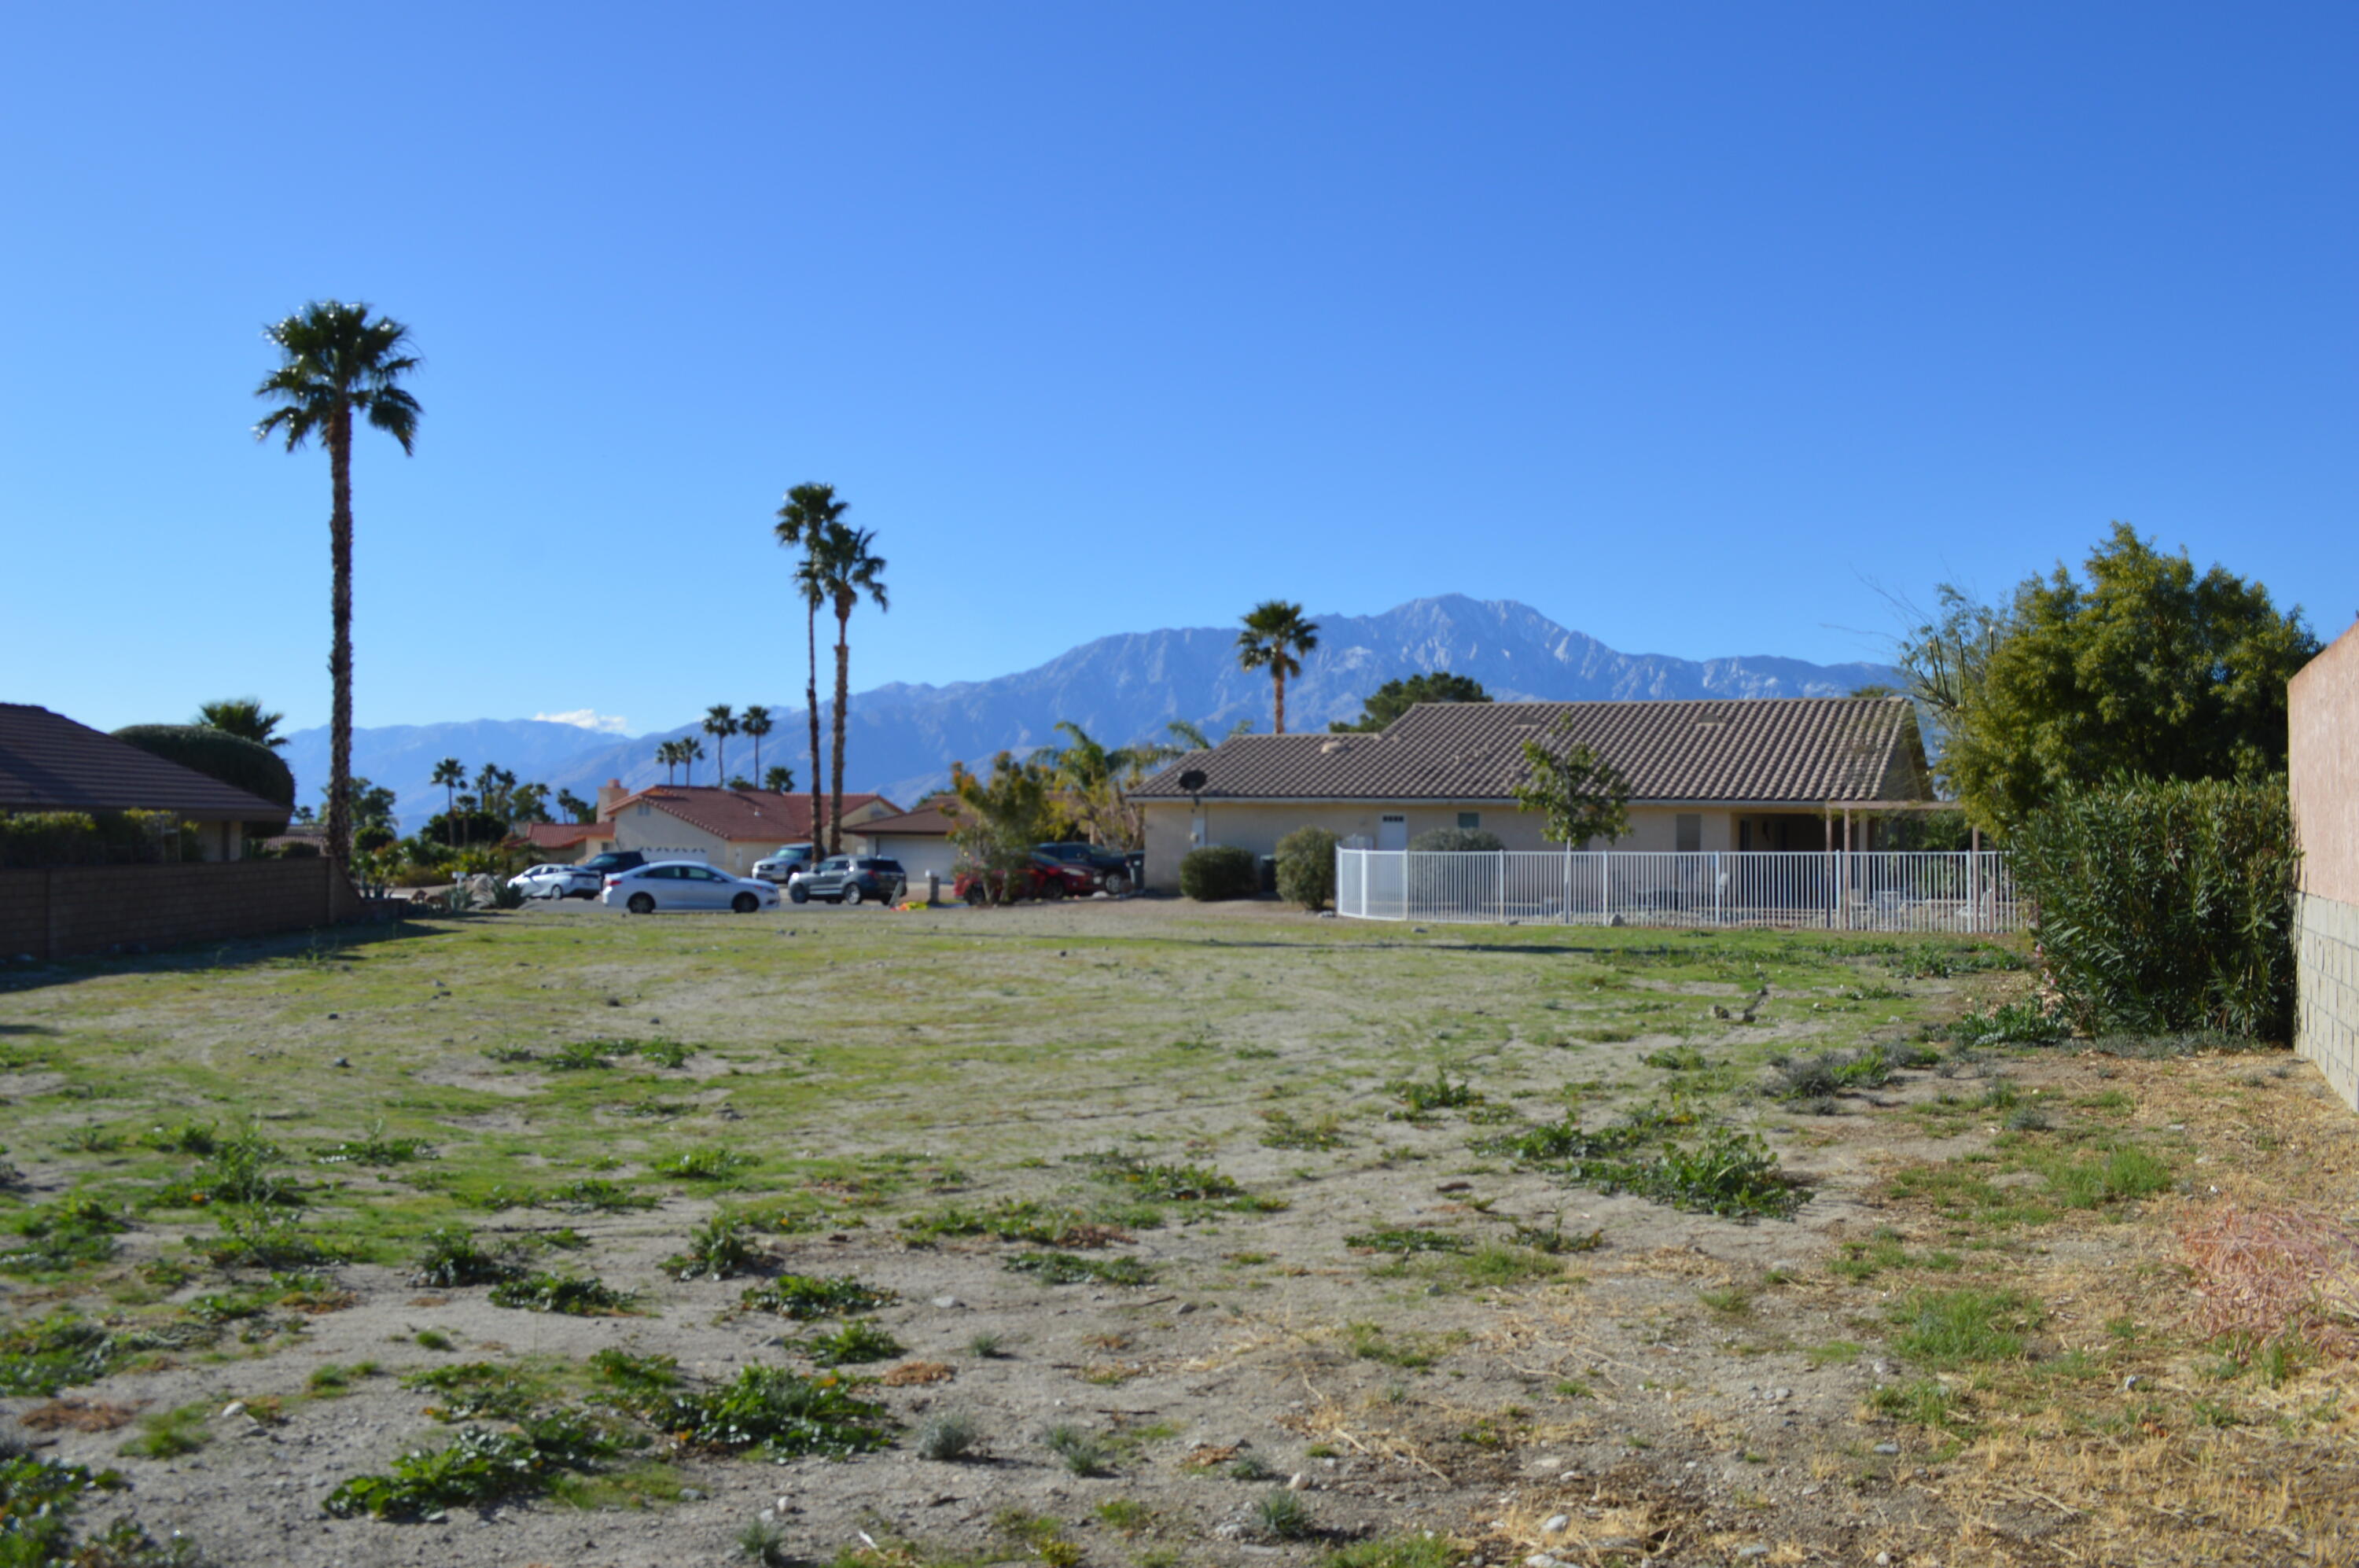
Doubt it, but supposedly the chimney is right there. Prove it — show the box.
[596,778,628,820]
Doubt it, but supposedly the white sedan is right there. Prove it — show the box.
[599,861,782,915]
[508,864,602,900]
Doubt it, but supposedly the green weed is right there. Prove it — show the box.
[739,1274,896,1320]
[1003,1251,1155,1286]
[1891,1288,2044,1367]
[808,1322,903,1367]
[486,1272,637,1316]
[664,1213,761,1281]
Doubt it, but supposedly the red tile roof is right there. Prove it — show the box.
[0,704,290,821]
[617,786,900,843]
[1129,698,1927,806]
[518,821,613,849]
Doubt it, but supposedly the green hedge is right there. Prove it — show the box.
[2015,775,2297,1040]
[1180,845,1260,901]
[1408,827,1504,852]
[1275,826,1340,911]
[0,811,202,868]
[112,723,293,836]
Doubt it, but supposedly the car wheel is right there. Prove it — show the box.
[1102,871,1131,896]
[842,883,863,907]
[731,893,758,914]
[1040,878,1067,900]
[789,885,808,904]
[626,893,656,915]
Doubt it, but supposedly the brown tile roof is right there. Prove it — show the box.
[618,786,900,843]
[517,821,613,849]
[855,804,953,837]
[0,704,291,821]
[1129,698,1927,805]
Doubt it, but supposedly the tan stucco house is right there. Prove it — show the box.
[1128,698,1930,892]
[591,781,901,877]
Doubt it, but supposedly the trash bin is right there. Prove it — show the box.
[1257,855,1279,895]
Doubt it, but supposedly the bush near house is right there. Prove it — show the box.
[1408,827,1504,853]
[0,811,204,868]
[2014,775,2298,1040]
[112,723,293,840]
[1180,845,1260,901]
[1275,827,1341,911]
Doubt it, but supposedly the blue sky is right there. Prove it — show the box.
[3,3,2353,736]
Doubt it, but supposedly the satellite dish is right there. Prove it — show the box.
[1178,769,1208,793]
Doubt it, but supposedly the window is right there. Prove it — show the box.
[1457,812,1481,830]
[635,804,650,817]
[1676,814,1702,853]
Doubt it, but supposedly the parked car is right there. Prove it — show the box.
[752,843,817,885]
[1035,841,1133,894]
[507,863,602,900]
[577,850,648,879]
[599,861,780,915]
[955,855,1099,905]
[789,856,907,906]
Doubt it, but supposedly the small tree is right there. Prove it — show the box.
[1514,716,1631,846]
[763,765,794,793]
[1275,826,1340,911]
[555,789,594,823]
[942,752,1058,905]
[1330,672,1490,734]
[197,698,289,750]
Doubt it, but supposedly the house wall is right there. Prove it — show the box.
[1140,803,1737,891]
[2291,622,2359,1111]
[609,808,725,869]
[857,834,958,887]
[0,860,377,963]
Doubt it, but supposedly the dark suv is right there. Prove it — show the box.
[577,850,648,878]
[789,856,907,906]
[1035,842,1132,893]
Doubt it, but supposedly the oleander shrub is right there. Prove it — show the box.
[1275,826,1341,911]
[2014,776,2297,1039]
[112,723,293,837]
[1180,845,1259,902]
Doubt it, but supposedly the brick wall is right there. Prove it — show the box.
[0,860,377,963]
[2291,622,2359,1111]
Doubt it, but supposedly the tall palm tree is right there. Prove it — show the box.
[1235,601,1320,734]
[703,705,738,784]
[811,521,889,855]
[253,300,421,867]
[196,698,288,750]
[654,739,678,784]
[430,756,464,846]
[683,738,706,786]
[774,484,848,854]
[741,705,773,783]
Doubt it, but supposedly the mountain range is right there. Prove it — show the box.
[280,595,1898,832]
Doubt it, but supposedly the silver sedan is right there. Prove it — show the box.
[598,861,782,915]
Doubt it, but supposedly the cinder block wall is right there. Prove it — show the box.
[2291,622,2359,1111]
[0,861,374,962]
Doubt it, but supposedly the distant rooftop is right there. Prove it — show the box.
[0,704,289,821]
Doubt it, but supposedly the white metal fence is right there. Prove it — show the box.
[1334,848,2019,933]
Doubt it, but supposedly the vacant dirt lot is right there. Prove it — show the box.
[0,896,2353,1567]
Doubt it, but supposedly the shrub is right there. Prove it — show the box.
[915,1410,982,1461]
[1180,845,1260,901]
[112,723,293,837]
[2015,776,2297,1039]
[650,1365,893,1458]
[1275,826,1341,911]
[1408,827,1503,853]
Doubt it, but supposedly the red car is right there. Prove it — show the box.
[955,855,1099,905]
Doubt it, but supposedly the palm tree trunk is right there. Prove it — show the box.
[1274,669,1286,735]
[805,604,825,854]
[326,410,355,867]
[830,605,852,856]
